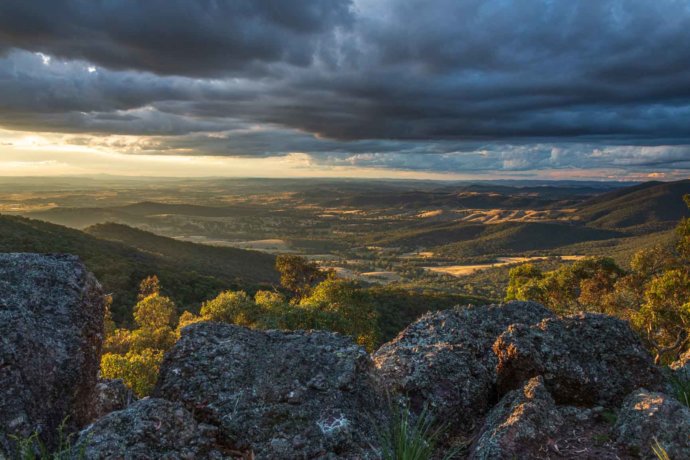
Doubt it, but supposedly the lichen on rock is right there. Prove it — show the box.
[75,398,227,459]
[0,253,105,455]
[372,301,554,431]
[92,378,137,421]
[614,388,690,459]
[494,312,663,406]
[154,322,388,459]
[469,376,564,459]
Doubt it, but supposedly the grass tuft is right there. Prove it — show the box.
[9,418,87,460]
[378,403,458,460]
[651,437,671,460]
[668,369,690,407]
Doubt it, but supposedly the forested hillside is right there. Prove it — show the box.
[0,215,278,322]
[575,180,690,231]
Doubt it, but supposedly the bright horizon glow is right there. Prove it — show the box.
[1,130,687,182]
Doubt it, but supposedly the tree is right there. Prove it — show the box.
[574,258,625,314]
[133,293,177,329]
[300,278,380,351]
[103,328,134,355]
[630,245,678,279]
[103,294,116,337]
[101,277,179,396]
[101,349,164,397]
[608,245,678,316]
[506,257,624,314]
[275,255,327,300]
[200,290,257,326]
[505,264,544,302]
[130,292,178,353]
[127,326,177,353]
[254,290,287,311]
[137,275,161,300]
[176,310,204,335]
[634,269,690,363]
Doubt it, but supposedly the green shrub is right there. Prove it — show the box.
[200,290,257,326]
[100,349,164,397]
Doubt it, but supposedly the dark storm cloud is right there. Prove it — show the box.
[0,0,353,76]
[1,0,690,175]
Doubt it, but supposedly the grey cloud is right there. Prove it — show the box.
[0,0,353,77]
[0,0,690,176]
[300,144,690,174]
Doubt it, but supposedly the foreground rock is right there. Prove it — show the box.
[155,323,388,459]
[470,376,563,459]
[0,254,105,455]
[92,379,136,421]
[614,389,690,459]
[494,313,663,406]
[373,301,554,429]
[472,376,630,459]
[75,398,227,459]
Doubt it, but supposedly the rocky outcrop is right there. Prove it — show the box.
[0,253,105,455]
[471,376,630,459]
[92,379,136,421]
[154,322,388,459]
[494,313,663,406]
[0,253,679,459]
[75,398,227,459]
[614,389,690,459]
[373,301,554,429]
[470,376,563,459]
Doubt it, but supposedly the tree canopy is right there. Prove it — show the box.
[507,194,690,363]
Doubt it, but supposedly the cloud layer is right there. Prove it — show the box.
[1,0,689,177]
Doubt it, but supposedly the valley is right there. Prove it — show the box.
[1,177,688,310]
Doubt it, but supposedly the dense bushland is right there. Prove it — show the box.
[507,195,690,363]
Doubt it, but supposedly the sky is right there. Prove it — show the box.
[0,0,689,180]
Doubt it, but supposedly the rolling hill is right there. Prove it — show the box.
[85,222,277,284]
[20,201,270,229]
[434,222,622,258]
[575,180,690,230]
[368,219,621,257]
[366,179,690,258]
[0,215,278,322]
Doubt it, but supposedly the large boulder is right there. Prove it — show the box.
[75,398,227,459]
[494,313,663,406]
[0,253,105,455]
[372,301,554,428]
[154,322,388,459]
[470,376,563,459]
[470,377,628,459]
[614,389,690,459]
